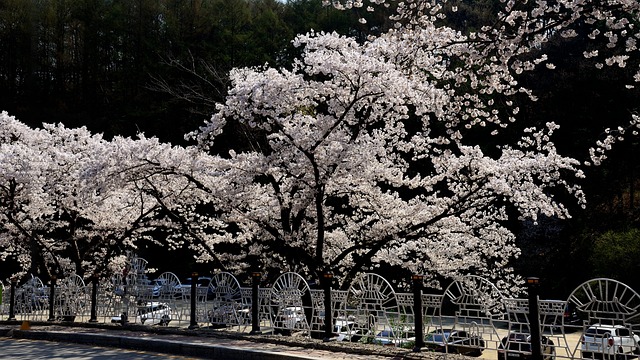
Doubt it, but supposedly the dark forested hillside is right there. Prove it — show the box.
[0,0,385,144]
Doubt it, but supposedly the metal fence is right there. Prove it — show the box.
[2,262,640,359]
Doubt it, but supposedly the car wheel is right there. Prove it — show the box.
[160,315,170,326]
[614,347,630,360]
[470,348,483,357]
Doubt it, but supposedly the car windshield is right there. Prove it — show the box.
[502,334,533,351]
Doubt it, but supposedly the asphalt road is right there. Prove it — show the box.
[0,338,197,360]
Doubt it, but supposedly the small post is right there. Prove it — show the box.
[527,277,542,360]
[189,272,199,329]
[48,276,56,322]
[8,278,17,321]
[412,274,425,352]
[322,271,334,342]
[89,274,99,323]
[250,272,261,334]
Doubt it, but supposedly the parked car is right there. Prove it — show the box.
[333,320,368,342]
[544,303,583,332]
[425,328,485,356]
[498,332,555,360]
[562,304,583,327]
[148,278,183,298]
[581,324,640,359]
[111,301,171,326]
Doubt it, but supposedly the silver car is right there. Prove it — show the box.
[581,324,640,359]
[111,301,171,326]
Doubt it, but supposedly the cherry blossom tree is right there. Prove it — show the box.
[0,111,218,280]
[185,37,575,291]
[183,0,639,291]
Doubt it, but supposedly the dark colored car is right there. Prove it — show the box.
[498,332,555,360]
[560,304,582,329]
[425,329,485,356]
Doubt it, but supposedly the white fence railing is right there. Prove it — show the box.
[2,273,640,359]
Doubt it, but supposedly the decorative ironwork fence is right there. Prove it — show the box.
[3,259,640,360]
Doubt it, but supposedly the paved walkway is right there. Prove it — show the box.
[0,323,452,360]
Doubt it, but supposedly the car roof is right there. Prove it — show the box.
[335,320,355,325]
[143,301,168,306]
[588,324,626,329]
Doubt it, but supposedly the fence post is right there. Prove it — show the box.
[322,272,334,341]
[89,274,98,323]
[412,274,425,352]
[250,272,261,334]
[8,279,16,321]
[527,277,542,360]
[189,272,199,330]
[48,276,56,322]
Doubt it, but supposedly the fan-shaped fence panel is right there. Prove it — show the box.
[439,275,505,354]
[566,278,640,360]
[346,273,403,346]
[443,275,505,319]
[206,272,247,330]
[14,275,48,321]
[568,278,640,325]
[111,255,150,300]
[270,272,313,336]
[155,272,181,300]
[54,274,87,322]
